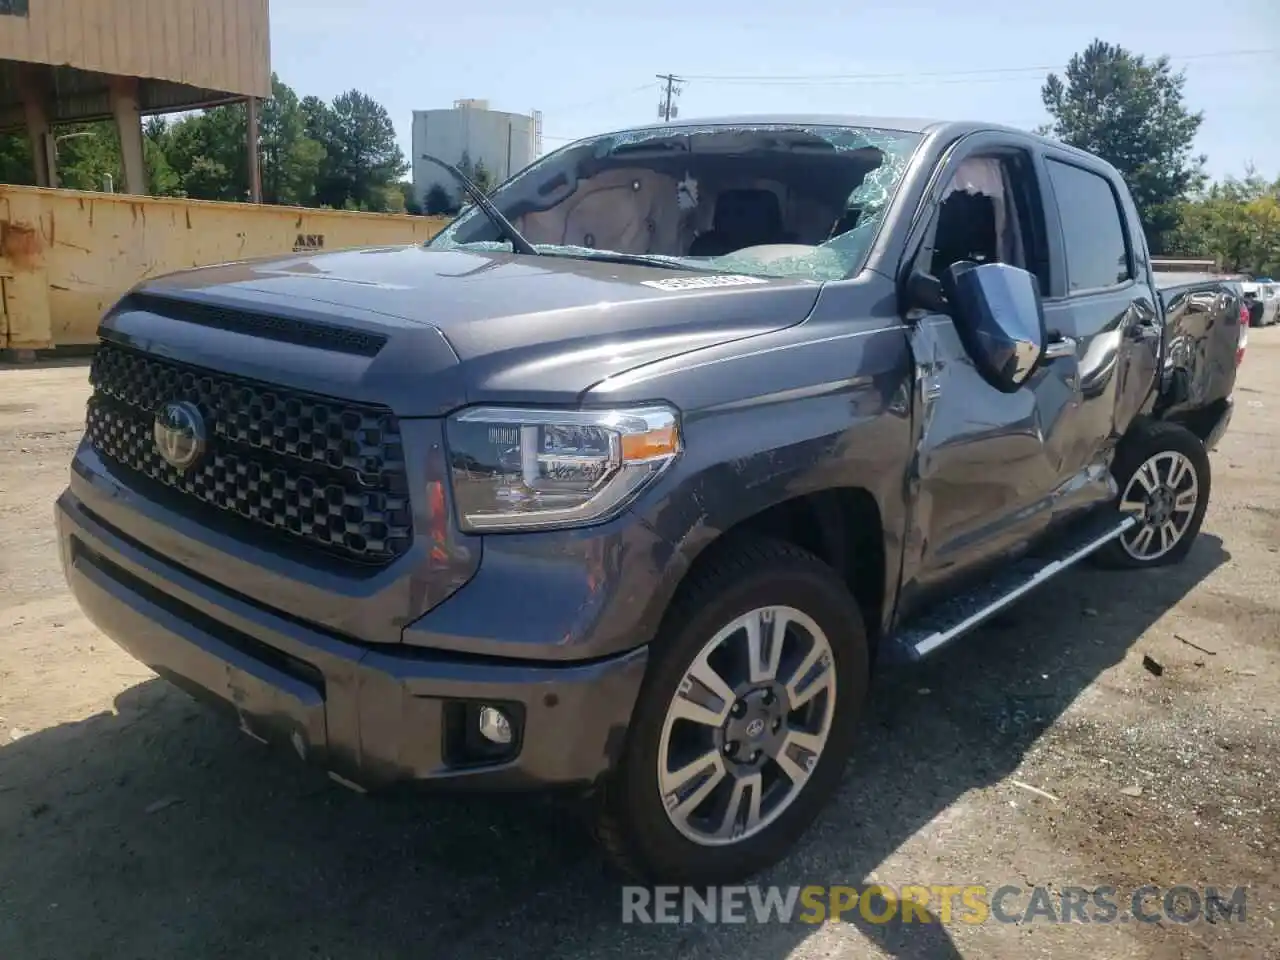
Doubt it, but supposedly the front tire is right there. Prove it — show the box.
[594,537,869,884]
[1095,420,1210,569]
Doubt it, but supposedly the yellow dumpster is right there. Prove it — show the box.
[0,184,450,352]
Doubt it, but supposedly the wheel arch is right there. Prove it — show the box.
[645,485,892,659]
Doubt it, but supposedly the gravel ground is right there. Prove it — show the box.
[1,337,1277,960]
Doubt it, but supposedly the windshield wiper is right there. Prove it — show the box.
[419,153,539,257]
[542,249,698,271]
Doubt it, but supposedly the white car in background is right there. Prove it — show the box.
[1261,281,1280,327]
[1242,280,1279,327]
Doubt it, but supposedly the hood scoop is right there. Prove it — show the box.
[118,291,389,357]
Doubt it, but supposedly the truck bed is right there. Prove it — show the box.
[1152,271,1242,427]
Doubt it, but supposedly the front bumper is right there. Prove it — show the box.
[56,490,648,792]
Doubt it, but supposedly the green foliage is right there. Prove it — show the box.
[55,123,123,192]
[1042,39,1206,253]
[143,117,181,195]
[0,133,34,185]
[423,183,453,215]
[451,151,493,202]
[1166,172,1280,276]
[162,103,248,200]
[306,90,407,211]
[377,182,407,214]
[258,74,326,206]
[0,74,419,217]
[471,158,493,194]
[396,181,422,215]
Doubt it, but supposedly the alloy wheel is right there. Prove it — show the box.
[656,605,837,846]
[1118,450,1200,561]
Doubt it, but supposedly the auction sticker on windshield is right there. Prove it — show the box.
[641,275,770,291]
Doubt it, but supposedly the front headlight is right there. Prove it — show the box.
[444,404,682,532]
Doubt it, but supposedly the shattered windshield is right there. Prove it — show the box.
[427,123,923,282]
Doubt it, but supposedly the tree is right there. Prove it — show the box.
[257,75,326,206]
[156,77,334,206]
[0,133,34,185]
[55,122,123,192]
[424,183,453,215]
[299,96,332,142]
[395,181,423,215]
[376,182,407,214]
[1042,40,1206,252]
[310,90,407,211]
[0,73,415,221]
[2,119,173,195]
[162,104,248,200]
[471,158,493,194]
[1166,171,1280,276]
[143,117,181,195]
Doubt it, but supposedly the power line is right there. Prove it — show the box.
[541,82,659,116]
[678,48,1280,85]
[656,74,684,121]
[535,47,1276,145]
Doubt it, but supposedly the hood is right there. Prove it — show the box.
[110,245,823,415]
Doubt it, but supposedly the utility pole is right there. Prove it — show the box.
[656,74,683,122]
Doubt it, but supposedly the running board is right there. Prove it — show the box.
[889,515,1138,663]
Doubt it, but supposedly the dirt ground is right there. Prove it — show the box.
[1,338,1277,960]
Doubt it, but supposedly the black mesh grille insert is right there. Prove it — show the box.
[86,341,413,565]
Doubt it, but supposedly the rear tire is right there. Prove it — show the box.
[594,536,869,885]
[1094,420,1210,569]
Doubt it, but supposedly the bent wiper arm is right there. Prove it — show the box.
[419,153,539,257]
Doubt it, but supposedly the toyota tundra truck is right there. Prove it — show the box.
[57,115,1244,885]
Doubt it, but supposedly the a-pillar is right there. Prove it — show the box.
[108,75,147,195]
[17,65,55,187]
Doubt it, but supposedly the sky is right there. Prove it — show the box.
[269,0,1279,182]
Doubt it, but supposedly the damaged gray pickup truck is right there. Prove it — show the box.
[58,115,1245,884]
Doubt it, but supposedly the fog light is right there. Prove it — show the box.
[477,706,513,745]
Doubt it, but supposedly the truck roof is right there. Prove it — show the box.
[584,114,1110,168]
[609,114,946,135]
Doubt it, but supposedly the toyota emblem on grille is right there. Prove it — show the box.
[153,401,207,471]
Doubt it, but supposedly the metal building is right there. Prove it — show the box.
[0,0,270,197]
[412,99,542,207]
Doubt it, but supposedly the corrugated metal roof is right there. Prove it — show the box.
[0,62,245,132]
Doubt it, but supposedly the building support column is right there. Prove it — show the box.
[17,65,54,187]
[108,76,147,195]
[246,96,262,202]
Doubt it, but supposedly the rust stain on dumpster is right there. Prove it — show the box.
[0,184,451,350]
[1,221,43,270]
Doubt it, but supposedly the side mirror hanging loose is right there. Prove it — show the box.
[941,261,1047,393]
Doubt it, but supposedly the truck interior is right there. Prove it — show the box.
[924,155,1049,294]
[433,124,923,279]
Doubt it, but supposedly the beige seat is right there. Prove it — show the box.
[518,168,682,255]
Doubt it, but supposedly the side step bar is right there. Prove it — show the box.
[890,515,1138,662]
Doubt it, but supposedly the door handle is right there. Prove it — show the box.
[1043,336,1077,360]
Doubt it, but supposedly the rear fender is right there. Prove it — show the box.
[1155,283,1241,418]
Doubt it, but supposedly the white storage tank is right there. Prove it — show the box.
[412,100,540,208]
